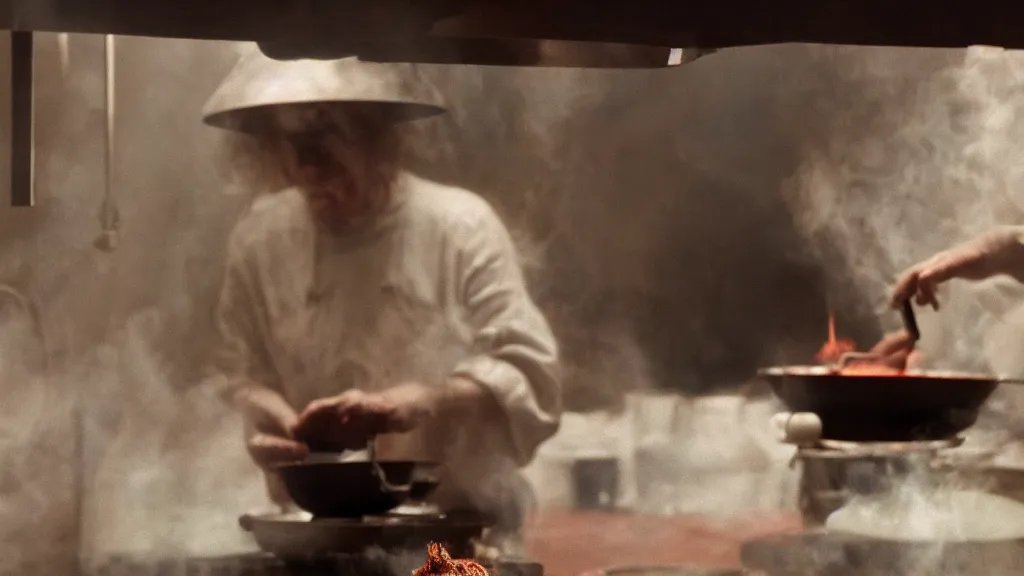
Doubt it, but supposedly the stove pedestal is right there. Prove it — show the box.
[771,411,966,526]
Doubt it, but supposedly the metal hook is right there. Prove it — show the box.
[366,439,410,493]
[95,35,120,252]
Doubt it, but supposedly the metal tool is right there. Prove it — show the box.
[367,438,410,493]
[95,34,120,252]
[901,299,920,342]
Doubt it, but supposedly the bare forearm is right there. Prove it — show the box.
[997,226,1024,283]
[231,380,278,407]
[440,375,500,419]
[380,377,497,424]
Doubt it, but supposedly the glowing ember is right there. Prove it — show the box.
[413,543,489,576]
[815,314,856,364]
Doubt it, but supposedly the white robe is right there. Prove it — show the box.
[211,172,562,520]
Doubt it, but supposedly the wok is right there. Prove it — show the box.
[275,458,432,518]
[757,363,1024,441]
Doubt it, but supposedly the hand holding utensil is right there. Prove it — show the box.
[367,438,410,493]
[294,389,394,451]
[900,299,920,343]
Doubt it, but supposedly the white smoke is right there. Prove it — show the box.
[784,44,1024,574]
[80,312,267,566]
[788,46,1024,376]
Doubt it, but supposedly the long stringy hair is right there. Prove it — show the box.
[224,102,405,229]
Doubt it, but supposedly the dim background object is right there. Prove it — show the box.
[352,39,705,69]
[570,457,620,510]
[485,560,543,576]
[11,0,1024,58]
[670,394,772,515]
[935,462,1024,504]
[10,31,35,207]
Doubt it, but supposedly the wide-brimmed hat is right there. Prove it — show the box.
[203,47,446,134]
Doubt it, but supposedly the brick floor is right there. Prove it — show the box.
[524,510,803,576]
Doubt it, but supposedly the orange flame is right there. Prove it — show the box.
[814,314,856,364]
[814,314,904,376]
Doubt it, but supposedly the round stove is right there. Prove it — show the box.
[91,554,543,576]
[238,510,489,559]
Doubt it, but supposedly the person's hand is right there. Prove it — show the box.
[293,383,441,451]
[233,385,309,468]
[866,330,924,371]
[891,227,1024,310]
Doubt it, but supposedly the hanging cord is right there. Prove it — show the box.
[95,35,119,252]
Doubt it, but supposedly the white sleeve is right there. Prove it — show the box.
[208,230,280,401]
[449,207,562,466]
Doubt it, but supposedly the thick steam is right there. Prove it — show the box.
[14,32,1024,576]
[788,45,1024,572]
[788,46,1024,375]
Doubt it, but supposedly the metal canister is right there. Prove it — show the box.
[798,455,910,526]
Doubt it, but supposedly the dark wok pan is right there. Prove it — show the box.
[275,458,436,518]
[239,512,486,558]
[758,360,1024,441]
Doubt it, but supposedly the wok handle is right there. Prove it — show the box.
[901,299,921,342]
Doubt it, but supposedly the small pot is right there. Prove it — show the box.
[274,459,430,518]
